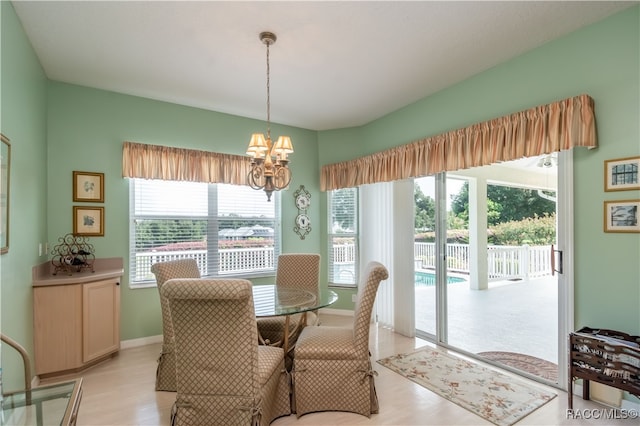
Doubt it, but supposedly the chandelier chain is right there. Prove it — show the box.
[266,40,271,141]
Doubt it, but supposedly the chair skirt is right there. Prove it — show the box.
[293,357,378,417]
[155,342,177,392]
[171,394,254,426]
[170,346,291,426]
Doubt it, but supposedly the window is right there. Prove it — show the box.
[327,187,358,287]
[129,179,280,287]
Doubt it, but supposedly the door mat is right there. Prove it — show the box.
[478,351,558,382]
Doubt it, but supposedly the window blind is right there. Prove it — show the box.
[129,178,280,287]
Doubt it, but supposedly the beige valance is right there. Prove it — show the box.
[122,141,250,185]
[321,94,596,191]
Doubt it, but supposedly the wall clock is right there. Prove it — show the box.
[294,185,311,239]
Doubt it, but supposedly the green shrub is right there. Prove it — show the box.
[414,213,556,245]
[489,214,556,245]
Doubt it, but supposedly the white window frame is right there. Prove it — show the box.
[327,187,359,288]
[128,179,281,288]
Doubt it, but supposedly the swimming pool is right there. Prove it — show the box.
[415,271,466,287]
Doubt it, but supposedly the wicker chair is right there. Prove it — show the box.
[257,254,321,351]
[292,261,389,418]
[162,278,291,426]
[150,259,201,392]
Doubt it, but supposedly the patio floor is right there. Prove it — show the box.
[415,274,558,364]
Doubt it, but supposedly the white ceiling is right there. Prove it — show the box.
[11,1,636,131]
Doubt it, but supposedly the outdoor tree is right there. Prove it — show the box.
[450,182,555,226]
[414,183,435,231]
[331,188,357,231]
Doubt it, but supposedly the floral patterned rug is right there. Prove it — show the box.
[377,346,557,426]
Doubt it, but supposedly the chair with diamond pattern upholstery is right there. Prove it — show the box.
[257,254,321,350]
[150,258,201,392]
[162,278,291,426]
[292,261,389,418]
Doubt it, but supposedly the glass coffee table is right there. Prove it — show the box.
[1,378,82,426]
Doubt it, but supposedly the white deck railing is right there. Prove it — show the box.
[134,247,274,282]
[135,243,552,282]
[414,242,553,280]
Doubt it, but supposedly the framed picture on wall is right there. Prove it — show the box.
[603,199,639,233]
[73,206,104,236]
[604,156,640,191]
[73,171,104,202]
[1,133,11,254]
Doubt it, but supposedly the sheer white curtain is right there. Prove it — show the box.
[359,180,415,337]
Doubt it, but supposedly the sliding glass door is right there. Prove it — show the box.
[413,175,463,339]
[415,154,566,386]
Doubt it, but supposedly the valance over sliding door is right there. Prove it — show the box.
[321,94,596,191]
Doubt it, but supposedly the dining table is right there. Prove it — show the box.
[252,284,338,354]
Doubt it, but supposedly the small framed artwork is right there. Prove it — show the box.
[73,171,104,202]
[73,206,104,236]
[604,199,639,233]
[604,156,640,191]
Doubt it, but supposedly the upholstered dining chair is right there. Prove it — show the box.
[292,261,389,418]
[150,258,201,392]
[162,278,291,426]
[257,254,321,350]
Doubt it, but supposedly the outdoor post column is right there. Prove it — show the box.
[468,177,488,290]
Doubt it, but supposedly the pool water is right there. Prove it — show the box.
[415,271,466,287]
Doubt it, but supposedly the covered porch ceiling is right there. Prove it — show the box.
[449,153,558,192]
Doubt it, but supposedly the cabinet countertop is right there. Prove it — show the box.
[32,257,124,287]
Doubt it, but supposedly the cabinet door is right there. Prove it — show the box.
[33,285,83,374]
[82,278,120,363]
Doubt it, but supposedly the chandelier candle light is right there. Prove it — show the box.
[246,31,293,201]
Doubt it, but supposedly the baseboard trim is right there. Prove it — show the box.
[120,334,162,349]
[573,382,640,411]
[320,308,354,317]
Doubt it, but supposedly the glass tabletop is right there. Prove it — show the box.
[253,285,338,317]
[2,378,82,426]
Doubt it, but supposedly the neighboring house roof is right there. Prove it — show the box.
[152,225,274,251]
[219,225,274,238]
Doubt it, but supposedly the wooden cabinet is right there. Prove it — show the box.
[33,260,122,378]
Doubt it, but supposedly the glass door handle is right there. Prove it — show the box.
[551,244,563,276]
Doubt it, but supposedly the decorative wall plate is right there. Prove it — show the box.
[293,185,311,239]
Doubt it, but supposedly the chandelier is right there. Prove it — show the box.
[246,31,293,201]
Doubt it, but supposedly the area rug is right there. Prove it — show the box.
[377,346,557,426]
[478,351,558,383]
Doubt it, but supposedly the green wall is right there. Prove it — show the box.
[319,6,640,333]
[46,82,321,341]
[1,0,638,391]
[0,1,48,391]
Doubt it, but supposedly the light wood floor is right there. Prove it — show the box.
[40,314,637,425]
